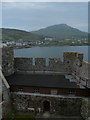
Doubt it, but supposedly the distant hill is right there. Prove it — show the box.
[32,24,88,39]
[0,28,44,42]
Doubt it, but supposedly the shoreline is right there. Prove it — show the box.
[13,45,90,49]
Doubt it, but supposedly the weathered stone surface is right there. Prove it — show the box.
[14,58,64,72]
[14,58,33,71]
[81,98,89,119]
[1,70,11,118]
[2,89,11,117]
[35,58,46,71]
[64,52,90,88]
[11,93,82,116]
[49,58,64,72]
[2,47,14,76]
[0,48,2,66]
[1,47,90,120]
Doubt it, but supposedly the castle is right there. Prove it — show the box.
[0,47,90,119]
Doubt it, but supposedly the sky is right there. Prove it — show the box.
[1,0,89,2]
[0,2,88,32]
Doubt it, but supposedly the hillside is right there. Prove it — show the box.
[32,24,88,39]
[0,25,89,47]
[0,28,44,42]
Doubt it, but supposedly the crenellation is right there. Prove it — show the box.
[63,52,76,73]
[14,57,33,71]
[1,47,90,89]
[49,58,64,72]
[2,47,88,89]
[14,57,64,72]
[77,53,83,61]
[35,58,46,71]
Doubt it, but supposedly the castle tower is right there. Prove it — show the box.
[63,52,83,74]
[1,47,14,76]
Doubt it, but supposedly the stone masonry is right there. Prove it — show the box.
[11,93,82,116]
[1,47,90,120]
[2,47,14,76]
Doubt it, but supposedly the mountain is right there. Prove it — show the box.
[0,28,44,42]
[32,24,87,39]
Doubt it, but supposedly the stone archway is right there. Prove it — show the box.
[43,100,50,112]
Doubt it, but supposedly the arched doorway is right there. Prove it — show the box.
[43,100,50,111]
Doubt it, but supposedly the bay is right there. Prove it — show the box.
[14,46,89,62]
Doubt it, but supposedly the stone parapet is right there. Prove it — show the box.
[14,57,64,72]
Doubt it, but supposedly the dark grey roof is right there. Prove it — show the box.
[6,73,79,89]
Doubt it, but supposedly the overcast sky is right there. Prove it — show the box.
[1,2,88,32]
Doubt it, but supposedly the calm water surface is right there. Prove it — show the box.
[14,46,89,62]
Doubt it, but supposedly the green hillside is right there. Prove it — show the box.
[32,24,88,39]
[0,25,89,46]
[0,28,44,42]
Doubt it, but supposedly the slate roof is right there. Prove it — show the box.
[6,73,79,89]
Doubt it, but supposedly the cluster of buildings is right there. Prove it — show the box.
[2,40,50,48]
[1,36,88,48]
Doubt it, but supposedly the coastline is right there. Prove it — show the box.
[13,44,90,49]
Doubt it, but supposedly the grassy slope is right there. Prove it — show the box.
[0,28,44,41]
[32,24,88,39]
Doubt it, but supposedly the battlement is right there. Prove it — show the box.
[14,57,64,72]
[64,52,83,54]
[1,47,90,88]
[64,52,83,61]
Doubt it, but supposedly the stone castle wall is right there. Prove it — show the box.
[11,93,82,116]
[0,48,2,67]
[64,52,90,88]
[2,47,14,76]
[14,52,90,88]
[2,88,11,117]
[14,57,64,72]
[11,93,90,119]
[64,52,83,73]
[0,66,11,119]
[1,47,90,88]
[81,98,90,119]
[1,47,90,119]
